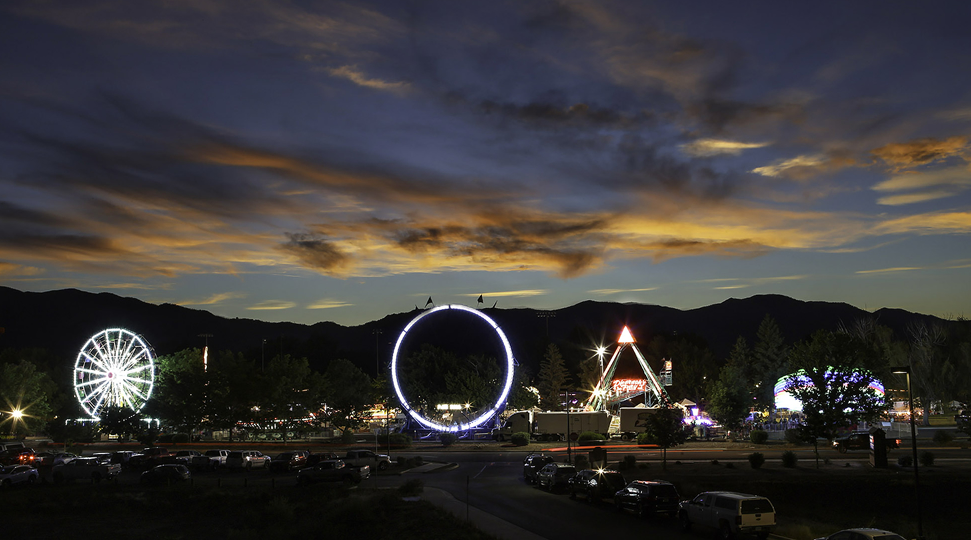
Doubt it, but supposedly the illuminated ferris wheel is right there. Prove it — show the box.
[74,328,156,419]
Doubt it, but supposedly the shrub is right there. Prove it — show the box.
[510,432,530,446]
[398,479,424,497]
[636,432,652,446]
[379,433,413,449]
[725,462,735,469]
[439,432,458,447]
[750,430,769,444]
[397,456,424,468]
[897,455,913,467]
[577,431,606,442]
[933,430,954,445]
[710,459,720,466]
[784,429,803,445]
[618,455,637,471]
[781,450,798,468]
[919,451,935,467]
[748,452,765,469]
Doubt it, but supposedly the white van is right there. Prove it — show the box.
[679,491,775,540]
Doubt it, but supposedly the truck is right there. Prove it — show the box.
[614,406,660,440]
[52,457,122,484]
[296,459,370,485]
[195,449,230,469]
[492,410,612,441]
[343,449,391,471]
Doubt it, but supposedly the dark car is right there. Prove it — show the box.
[535,462,577,492]
[306,452,341,467]
[832,432,898,454]
[522,453,554,484]
[955,410,969,431]
[0,447,36,466]
[140,464,191,485]
[614,480,681,518]
[568,469,626,504]
[269,451,309,472]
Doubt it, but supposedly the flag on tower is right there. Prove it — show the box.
[477,294,484,304]
[424,296,433,307]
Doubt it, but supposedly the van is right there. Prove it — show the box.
[679,491,775,540]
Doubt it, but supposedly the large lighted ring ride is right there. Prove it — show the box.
[587,326,672,411]
[74,328,156,420]
[774,369,886,412]
[391,304,516,433]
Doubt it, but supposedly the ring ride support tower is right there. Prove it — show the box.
[588,326,672,412]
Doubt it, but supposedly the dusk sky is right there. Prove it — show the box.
[2,1,970,326]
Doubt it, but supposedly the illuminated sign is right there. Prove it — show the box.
[611,378,648,394]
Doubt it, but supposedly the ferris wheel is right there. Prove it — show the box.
[74,328,156,419]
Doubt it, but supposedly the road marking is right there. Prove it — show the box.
[473,462,493,479]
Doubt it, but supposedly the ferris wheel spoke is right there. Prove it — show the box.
[121,349,148,372]
[121,376,152,387]
[75,377,111,390]
[76,367,111,377]
[81,350,112,374]
[119,377,150,398]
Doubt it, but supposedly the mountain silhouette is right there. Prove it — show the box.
[0,286,947,378]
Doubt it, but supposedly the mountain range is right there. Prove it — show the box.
[0,286,947,378]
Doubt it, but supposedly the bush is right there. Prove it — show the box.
[439,432,458,447]
[784,429,803,445]
[933,430,954,445]
[398,479,424,497]
[510,432,530,446]
[396,456,424,469]
[379,433,412,449]
[897,455,913,467]
[750,430,769,444]
[748,452,765,469]
[618,455,637,471]
[781,450,798,468]
[725,462,735,469]
[710,459,720,466]
[577,431,606,442]
[919,451,935,466]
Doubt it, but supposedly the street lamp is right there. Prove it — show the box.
[892,365,923,540]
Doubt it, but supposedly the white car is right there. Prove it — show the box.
[225,450,270,470]
[0,465,39,487]
[814,529,906,540]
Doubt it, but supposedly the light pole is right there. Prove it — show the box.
[892,366,923,540]
[261,338,267,372]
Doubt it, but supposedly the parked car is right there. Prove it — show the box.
[306,452,341,466]
[110,451,137,467]
[197,449,230,469]
[679,491,775,540]
[0,465,39,487]
[343,450,391,471]
[35,452,77,467]
[832,432,898,454]
[0,447,36,466]
[568,469,626,503]
[954,409,969,431]
[535,462,576,492]
[0,442,26,453]
[163,450,203,465]
[269,451,309,472]
[614,480,680,517]
[129,447,172,468]
[522,453,554,484]
[52,457,122,484]
[225,450,270,470]
[814,528,906,540]
[296,459,370,485]
[141,464,192,485]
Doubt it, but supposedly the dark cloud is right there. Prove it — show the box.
[871,136,969,168]
[279,233,350,272]
[688,98,804,135]
[477,99,653,128]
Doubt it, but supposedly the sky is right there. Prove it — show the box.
[1,1,970,327]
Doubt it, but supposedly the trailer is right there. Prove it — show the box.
[492,410,612,441]
[614,406,660,440]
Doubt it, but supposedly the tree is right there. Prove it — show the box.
[0,359,56,437]
[636,408,689,469]
[752,315,789,417]
[707,362,750,440]
[507,367,540,411]
[322,358,372,436]
[784,331,889,466]
[145,348,208,437]
[207,351,260,442]
[261,354,327,441]
[98,405,142,440]
[645,334,718,407]
[537,344,569,410]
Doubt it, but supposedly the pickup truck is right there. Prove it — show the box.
[679,491,775,540]
[195,449,230,469]
[343,450,391,471]
[52,457,122,484]
[296,459,370,485]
